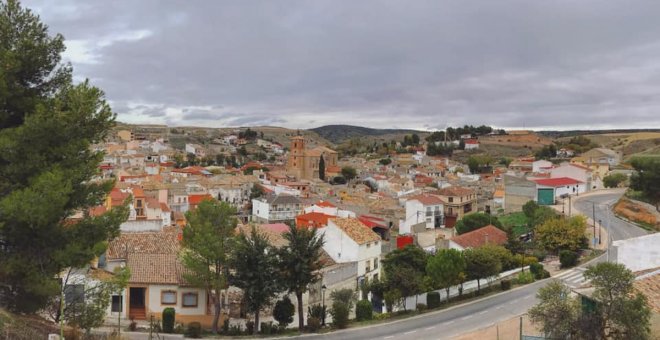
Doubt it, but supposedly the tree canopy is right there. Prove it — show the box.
[426,249,466,302]
[464,246,502,294]
[535,215,586,252]
[341,166,357,181]
[455,212,504,235]
[629,157,660,210]
[0,0,128,312]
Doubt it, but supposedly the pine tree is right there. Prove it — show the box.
[318,155,325,181]
[0,0,127,312]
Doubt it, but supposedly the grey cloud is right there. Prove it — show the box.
[24,0,660,129]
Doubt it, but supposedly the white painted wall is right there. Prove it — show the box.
[146,284,207,316]
[119,219,163,232]
[532,160,553,173]
[613,233,660,272]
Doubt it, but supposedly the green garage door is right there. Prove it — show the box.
[537,188,554,205]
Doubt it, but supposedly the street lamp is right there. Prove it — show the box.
[598,219,602,245]
[321,284,327,326]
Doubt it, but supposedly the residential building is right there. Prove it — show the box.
[578,148,622,167]
[503,174,537,213]
[251,194,302,223]
[532,177,585,205]
[399,194,444,234]
[549,162,593,190]
[435,186,477,224]
[320,218,382,283]
[464,139,479,150]
[448,225,507,251]
[532,159,553,173]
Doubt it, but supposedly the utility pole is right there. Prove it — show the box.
[568,195,572,217]
[598,219,602,245]
[592,202,596,247]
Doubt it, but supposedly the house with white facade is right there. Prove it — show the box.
[464,139,479,150]
[185,143,206,158]
[252,194,302,223]
[303,200,356,218]
[320,218,382,286]
[399,194,444,235]
[532,177,586,205]
[549,162,593,190]
[532,159,553,173]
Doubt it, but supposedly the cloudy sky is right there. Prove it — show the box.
[23,0,660,130]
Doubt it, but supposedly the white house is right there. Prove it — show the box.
[549,162,593,190]
[303,200,356,218]
[399,194,444,235]
[185,143,205,158]
[464,139,479,150]
[320,218,382,284]
[251,194,302,223]
[532,159,553,173]
[532,177,586,205]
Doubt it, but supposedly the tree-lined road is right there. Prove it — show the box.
[297,191,648,340]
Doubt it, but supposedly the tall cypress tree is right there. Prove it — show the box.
[318,155,325,181]
[0,0,127,312]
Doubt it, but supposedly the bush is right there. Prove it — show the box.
[273,296,295,328]
[355,300,373,321]
[559,250,579,268]
[500,279,512,290]
[307,317,321,332]
[185,322,202,338]
[516,271,535,284]
[162,308,175,333]
[246,320,255,334]
[603,173,627,188]
[307,304,326,325]
[260,322,275,335]
[374,312,391,320]
[330,288,356,312]
[330,301,350,329]
[532,250,548,262]
[416,303,427,312]
[529,262,544,278]
[427,292,441,309]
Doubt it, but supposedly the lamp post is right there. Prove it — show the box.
[321,284,327,326]
[598,219,602,245]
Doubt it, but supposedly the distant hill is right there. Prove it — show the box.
[310,125,423,143]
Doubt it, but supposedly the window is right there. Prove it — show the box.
[161,290,177,305]
[111,295,123,313]
[448,197,454,203]
[374,258,379,270]
[183,292,198,307]
[366,242,371,248]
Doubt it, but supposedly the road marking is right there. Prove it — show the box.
[523,295,532,300]
[404,330,417,335]
[496,306,503,310]
[478,310,488,315]
[461,315,473,320]
[424,326,436,330]
[443,320,455,325]
[384,336,394,339]
[508,299,519,305]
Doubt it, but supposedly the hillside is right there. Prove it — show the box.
[310,124,424,143]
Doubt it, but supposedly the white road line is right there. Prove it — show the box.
[523,295,532,300]
[461,315,473,320]
[424,326,436,331]
[554,270,576,279]
[443,320,455,325]
[508,299,519,305]
[384,336,394,339]
[404,330,417,335]
[478,310,488,315]
[496,306,503,310]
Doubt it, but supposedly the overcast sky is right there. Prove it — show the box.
[23,0,660,130]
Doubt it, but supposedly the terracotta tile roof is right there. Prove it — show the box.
[145,197,161,209]
[160,202,171,212]
[330,218,381,245]
[316,200,336,208]
[436,186,475,197]
[188,194,213,205]
[127,253,189,285]
[410,194,444,206]
[109,188,131,207]
[236,223,289,248]
[568,163,593,172]
[634,268,660,313]
[451,225,507,249]
[533,177,583,187]
[296,212,332,228]
[106,231,180,260]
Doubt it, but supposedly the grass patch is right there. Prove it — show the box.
[499,212,530,236]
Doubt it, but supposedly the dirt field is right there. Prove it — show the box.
[614,198,659,230]
[480,133,553,149]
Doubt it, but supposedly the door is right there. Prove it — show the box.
[537,188,554,205]
[129,287,147,320]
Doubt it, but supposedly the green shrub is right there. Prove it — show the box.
[374,312,391,320]
[330,288,356,312]
[529,262,544,279]
[307,304,326,325]
[532,250,548,262]
[185,322,202,338]
[516,271,535,284]
[162,308,175,333]
[222,319,229,334]
[246,320,255,334]
[559,250,579,268]
[416,303,427,312]
[228,324,243,336]
[273,296,295,328]
[260,321,275,335]
[427,292,441,309]
[355,300,373,321]
[330,301,350,329]
[500,279,512,290]
[307,317,321,332]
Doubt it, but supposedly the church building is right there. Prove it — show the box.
[286,136,338,180]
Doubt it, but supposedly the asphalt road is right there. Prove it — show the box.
[298,191,648,340]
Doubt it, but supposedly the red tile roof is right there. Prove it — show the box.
[296,212,333,228]
[316,200,336,208]
[451,225,507,249]
[436,186,475,197]
[410,194,444,206]
[188,194,213,205]
[465,139,479,144]
[533,177,583,187]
